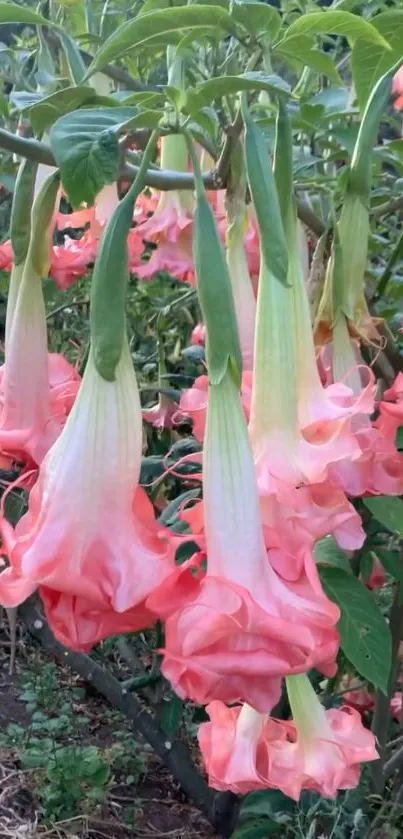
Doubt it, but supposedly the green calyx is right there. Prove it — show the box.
[184,130,242,389]
[90,130,159,381]
[10,159,38,266]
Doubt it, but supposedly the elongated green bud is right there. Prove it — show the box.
[349,68,394,202]
[242,93,288,285]
[184,131,242,387]
[10,159,38,266]
[91,130,159,381]
[274,98,293,229]
[29,172,60,277]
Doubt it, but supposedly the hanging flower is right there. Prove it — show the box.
[148,371,340,712]
[325,317,403,497]
[0,340,174,651]
[0,179,80,469]
[199,677,378,800]
[268,674,379,800]
[51,231,98,289]
[198,701,279,794]
[136,135,195,283]
[249,213,371,498]
[143,391,178,430]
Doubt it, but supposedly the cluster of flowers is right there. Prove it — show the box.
[1,117,403,802]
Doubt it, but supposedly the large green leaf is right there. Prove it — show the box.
[26,87,112,134]
[277,10,391,49]
[363,496,403,536]
[84,6,235,77]
[274,35,342,85]
[352,12,403,112]
[188,72,289,110]
[320,566,391,693]
[49,107,145,206]
[232,1,281,39]
[0,2,50,25]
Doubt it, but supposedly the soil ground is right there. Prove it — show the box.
[0,612,216,839]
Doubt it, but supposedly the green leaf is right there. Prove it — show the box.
[277,10,391,49]
[49,107,137,207]
[58,31,87,85]
[159,694,183,739]
[376,549,403,584]
[240,789,293,821]
[352,11,403,112]
[363,496,403,536]
[320,566,391,693]
[231,818,279,839]
[189,72,289,109]
[274,35,342,86]
[232,1,281,39]
[314,537,352,574]
[84,6,235,77]
[27,86,111,134]
[0,2,50,26]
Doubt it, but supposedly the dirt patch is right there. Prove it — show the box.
[0,615,216,839]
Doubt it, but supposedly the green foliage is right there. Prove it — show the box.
[49,107,139,207]
[363,496,403,536]
[352,11,403,112]
[320,566,392,693]
[85,5,236,76]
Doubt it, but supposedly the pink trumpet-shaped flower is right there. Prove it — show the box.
[249,212,371,498]
[143,392,178,430]
[198,701,279,793]
[0,185,80,469]
[51,231,98,289]
[148,371,340,712]
[0,340,174,651]
[326,316,403,496]
[56,184,120,237]
[273,674,379,799]
[53,185,122,288]
[261,483,365,570]
[199,676,378,800]
[136,136,194,283]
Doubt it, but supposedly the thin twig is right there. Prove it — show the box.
[371,196,403,218]
[386,733,403,754]
[384,743,403,779]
